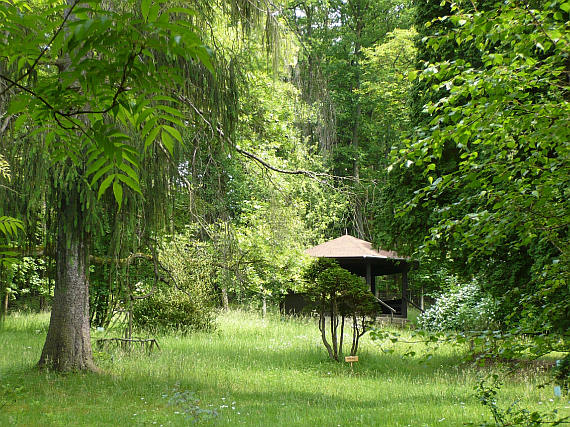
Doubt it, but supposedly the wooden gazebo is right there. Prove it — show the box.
[304,234,412,318]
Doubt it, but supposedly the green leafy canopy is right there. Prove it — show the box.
[0,0,213,208]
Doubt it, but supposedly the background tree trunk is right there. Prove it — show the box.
[221,287,229,311]
[261,294,267,318]
[330,298,339,360]
[39,187,95,371]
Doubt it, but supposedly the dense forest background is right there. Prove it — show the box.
[0,0,567,369]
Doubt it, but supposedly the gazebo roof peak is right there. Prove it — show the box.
[305,234,404,260]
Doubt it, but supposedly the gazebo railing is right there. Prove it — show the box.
[374,295,397,319]
[404,296,425,313]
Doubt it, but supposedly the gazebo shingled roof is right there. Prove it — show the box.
[304,234,409,277]
[304,234,412,318]
[305,234,404,259]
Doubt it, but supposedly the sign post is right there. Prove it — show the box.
[345,355,358,368]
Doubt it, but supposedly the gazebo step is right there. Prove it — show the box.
[374,316,408,327]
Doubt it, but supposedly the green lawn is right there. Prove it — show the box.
[1,310,567,426]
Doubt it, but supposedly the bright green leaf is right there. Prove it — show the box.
[112,180,123,209]
[141,0,151,21]
[116,173,142,195]
[97,174,115,199]
[161,129,174,155]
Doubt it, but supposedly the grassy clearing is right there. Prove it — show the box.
[1,310,568,426]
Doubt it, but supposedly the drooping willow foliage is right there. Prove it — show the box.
[0,0,287,328]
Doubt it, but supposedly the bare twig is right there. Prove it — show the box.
[234,146,327,179]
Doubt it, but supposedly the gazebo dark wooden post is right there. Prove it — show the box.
[401,270,408,318]
[366,262,375,296]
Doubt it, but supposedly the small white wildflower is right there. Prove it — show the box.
[438,418,445,422]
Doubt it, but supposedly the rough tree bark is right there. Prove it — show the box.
[38,186,96,371]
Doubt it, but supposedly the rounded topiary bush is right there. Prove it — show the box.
[418,281,497,332]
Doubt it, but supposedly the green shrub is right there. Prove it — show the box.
[132,232,217,332]
[132,288,215,332]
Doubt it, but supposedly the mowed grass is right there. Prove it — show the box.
[1,310,568,426]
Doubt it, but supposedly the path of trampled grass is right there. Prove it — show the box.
[1,310,567,426]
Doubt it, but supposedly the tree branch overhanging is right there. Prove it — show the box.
[234,146,328,179]
[0,0,81,97]
[175,93,369,186]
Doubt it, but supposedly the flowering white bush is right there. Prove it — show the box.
[418,281,497,332]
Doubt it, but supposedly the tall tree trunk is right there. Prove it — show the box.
[351,22,364,238]
[221,287,229,311]
[39,187,95,371]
